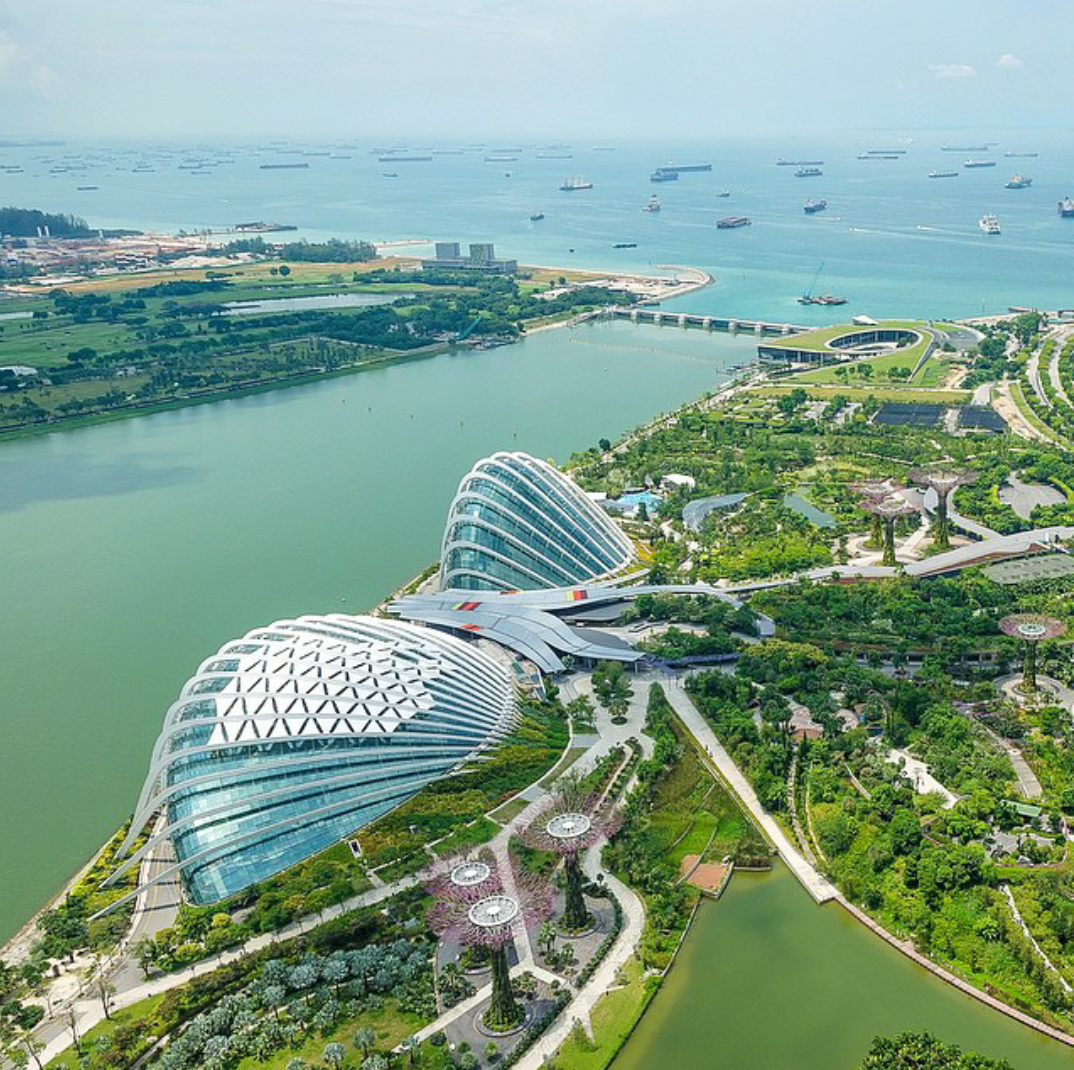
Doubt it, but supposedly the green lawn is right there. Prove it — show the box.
[763,320,945,387]
[431,817,500,857]
[553,958,660,1070]
[488,797,531,824]
[751,384,971,405]
[539,746,590,789]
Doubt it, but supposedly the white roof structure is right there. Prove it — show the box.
[440,451,636,591]
[105,615,517,907]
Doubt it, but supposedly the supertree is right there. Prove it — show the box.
[999,614,1067,694]
[426,856,551,1032]
[520,779,621,933]
[908,468,979,551]
[850,479,899,547]
[859,495,919,567]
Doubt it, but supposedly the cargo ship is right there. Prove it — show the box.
[804,199,827,213]
[716,216,751,229]
[777,159,824,166]
[795,166,822,177]
[377,155,432,162]
[858,152,900,160]
[484,155,517,162]
[964,159,996,168]
[529,212,545,221]
[942,144,988,152]
[979,213,1001,234]
[260,162,310,169]
[1005,151,1039,158]
[1005,174,1032,189]
[929,170,958,179]
[560,177,593,191]
[650,169,679,182]
[1059,198,1074,218]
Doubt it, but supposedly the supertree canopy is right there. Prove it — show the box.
[859,495,919,567]
[908,468,978,551]
[850,479,899,546]
[521,780,621,932]
[999,614,1068,694]
[426,855,551,1032]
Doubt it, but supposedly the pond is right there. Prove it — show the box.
[222,292,408,314]
[611,866,1072,1070]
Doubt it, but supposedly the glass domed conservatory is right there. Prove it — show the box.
[107,615,517,906]
[440,451,635,591]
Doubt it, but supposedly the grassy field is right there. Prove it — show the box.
[1009,381,1073,448]
[752,384,971,405]
[488,797,531,824]
[553,958,659,1070]
[539,746,590,789]
[767,319,928,351]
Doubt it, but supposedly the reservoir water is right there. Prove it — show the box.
[0,320,752,943]
[612,867,1073,1070]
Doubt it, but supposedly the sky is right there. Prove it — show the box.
[0,0,1069,139]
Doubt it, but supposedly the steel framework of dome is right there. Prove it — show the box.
[102,615,517,908]
[439,451,636,591]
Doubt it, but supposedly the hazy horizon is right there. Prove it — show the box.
[1,0,1070,140]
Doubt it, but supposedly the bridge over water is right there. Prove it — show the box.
[600,306,809,336]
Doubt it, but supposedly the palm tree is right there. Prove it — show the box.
[286,1059,308,1070]
[362,1055,389,1070]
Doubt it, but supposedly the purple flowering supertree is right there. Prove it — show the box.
[520,780,622,932]
[850,479,899,547]
[426,856,551,1032]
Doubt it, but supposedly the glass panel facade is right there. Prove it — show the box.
[120,615,517,905]
[440,451,634,591]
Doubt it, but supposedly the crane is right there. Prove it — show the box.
[798,262,824,304]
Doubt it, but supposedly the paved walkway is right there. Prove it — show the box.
[656,676,837,903]
[885,749,958,809]
[978,723,1043,800]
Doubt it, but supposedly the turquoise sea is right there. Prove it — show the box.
[3,132,1072,319]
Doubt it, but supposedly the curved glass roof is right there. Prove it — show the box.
[440,451,635,591]
[109,615,516,906]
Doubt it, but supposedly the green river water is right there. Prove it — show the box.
[612,867,1072,1070]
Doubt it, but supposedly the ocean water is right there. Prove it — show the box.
[3,132,1072,321]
